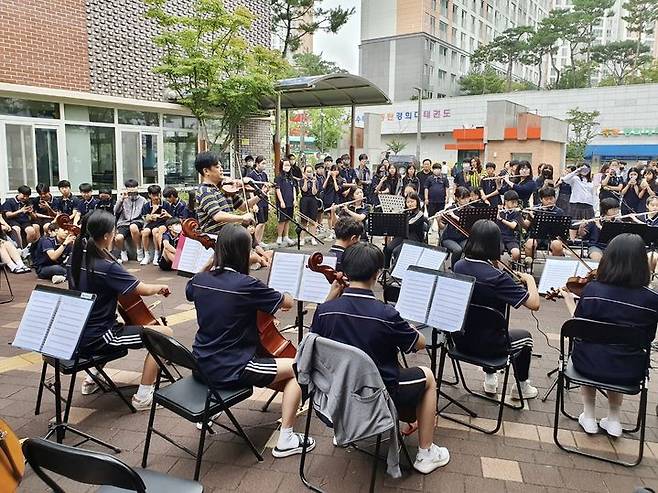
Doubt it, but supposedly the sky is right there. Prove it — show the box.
[312,0,361,74]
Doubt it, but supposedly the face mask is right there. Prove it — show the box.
[130,195,139,202]
[171,225,182,234]
[283,166,291,172]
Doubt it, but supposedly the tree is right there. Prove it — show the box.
[523,24,560,88]
[306,108,346,152]
[386,139,407,155]
[565,107,600,164]
[145,0,289,153]
[458,66,506,95]
[292,52,346,76]
[472,26,533,91]
[540,9,578,87]
[622,0,658,71]
[552,61,596,89]
[271,0,355,57]
[591,40,652,85]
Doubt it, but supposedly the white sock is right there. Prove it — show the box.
[136,384,154,400]
[608,402,621,422]
[277,427,296,449]
[277,236,283,243]
[6,260,17,271]
[582,394,596,420]
[417,445,434,459]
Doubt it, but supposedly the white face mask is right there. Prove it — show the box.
[283,166,291,172]
[171,225,182,234]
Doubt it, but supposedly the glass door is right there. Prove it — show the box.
[5,124,35,190]
[35,127,59,187]
[121,130,159,186]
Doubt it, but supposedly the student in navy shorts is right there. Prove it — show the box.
[562,234,658,438]
[185,224,315,458]
[311,243,451,474]
[69,210,172,410]
[453,219,541,400]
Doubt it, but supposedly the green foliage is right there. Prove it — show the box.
[386,139,407,155]
[271,0,355,57]
[472,26,533,91]
[523,23,560,88]
[306,108,346,152]
[458,66,506,95]
[565,107,600,164]
[622,0,658,71]
[591,40,652,85]
[292,52,347,76]
[550,62,596,90]
[145,0,289,153]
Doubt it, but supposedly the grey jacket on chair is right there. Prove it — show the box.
[296,333,402,478]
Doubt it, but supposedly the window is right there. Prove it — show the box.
[438,69,447,80]
[121,131,159,185]
[431,0,437,10]
[6,124,35,190]
[35,128,59,187]
[164,131,198,186]
[0,97,60,119]
[163,114,198,129]
[429,15,436,34]
[439,21,448,34]
[441,0,449,16]
[118,110,159,126]
[66,125,117,190]
[452,27,458,42]
[65,105,114,123]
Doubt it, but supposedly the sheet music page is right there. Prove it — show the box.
[575,261,598,277]
[427,276,473,333]
[268,252,305,299]
[12,290,60,352]
[538,258,578,294]
[391,243,424,279]
[395,269,436,324]
[417,248,448,271]
[299,255,337,304]
[42,295,95,359]
[176,236,215,274]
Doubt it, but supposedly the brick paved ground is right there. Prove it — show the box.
[1,239,656,492]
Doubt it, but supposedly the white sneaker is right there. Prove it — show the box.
[258,242,269,249]
[284,237,296,246]
[299,237,306,246]
[120,250,129,263]
[81,379,99,395]
[116,257,123,265]
[512,381,538,400]
[276,237,283,246]
[413,444,450,474]
[599,417,622,437]
[51,275,66,285]
[311,238,318,246]
[131,392,153,411]
[136,249,145,262]
[140,252,151,266]
[152,252,160,266]
[21,247,30,259]
[196,412,222,430]
[578,413,599,434]
[483,372,498,395]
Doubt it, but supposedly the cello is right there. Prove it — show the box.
[55,214,168,326]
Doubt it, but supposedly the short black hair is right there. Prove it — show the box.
[432,162,441,169]
[244,155,254,163]
[359,153,368,161]
[341,243,384,282]
[454,186,470,200]
[315,163,325,170]
[36,183,49,194]
[57,180,71,189]
[334,217,364,241]
[124,178,139,188]
[194,151,219,175]
[464,219,501,261]
[286,153,296,160]
[324,156,333,163]
[17,185,31,196]
[538,186,556,199]
[485,162,496,169]
[335,157,343,165]
[422,158,432,165]
[79,182,92,193]
[503,190,519,202]
[166,217,181,227]
[147,184,161,195]
[98,187,112,195]
[600,197,620,215]
[597,233,650,288]
[162,186,178,198]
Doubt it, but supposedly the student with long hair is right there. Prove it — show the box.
[69,210,172,409]
[504,161,536,208]
[620,167,644,214]
[402,164,420,195]
[440,186,471,269]
[185,224,314,457]
[561,165,596,222]
[454,219,540,399]
[299,164,320,246]
[275,159,298,246]
[562,234,658,437]
[376,163,400,195]
[322,164,344,237]
[384,191,427,268]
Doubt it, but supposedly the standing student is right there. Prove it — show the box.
[533,164,554,205]
[401,164,420,195]
[0,215,30,273]
[158,218,182,271]
[369,161,388,207]
[504,161,537,208]
[288,153,303,182]
[562,165,596,223]
[496,190,522,263]
[275,159,298,246]
[114,179,148,263]
[299,165,320,246]
[417,159,433,197]
[310,243,450,474]
[561,234,658,437]
[440,186,471,269]
[322,164,344,236]
[454,219,540,399]
[376,163,401,196]
[76,183,98,218]
[329,217,364,272]
[69,210,172,409]
[2,185,40,248]
[241,155,254,180]
[356,153,371,185]
[480,162,501,207]
[247,155,270,246]
[140,184,170,266]
[162,186,187,219]
[186,224,314,458]
[424,163,449,224]
[599,163,624,203]
[620,167,644,214]
[33,223,74,284]
[384,192,428,268]
[555,165,575,214]
[340,153,358,200]
[314,162,326,226]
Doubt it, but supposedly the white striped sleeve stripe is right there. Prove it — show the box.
[398,377,426,386]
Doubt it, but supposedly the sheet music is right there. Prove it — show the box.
[417,248,448,271]
[299,255,337,304]
[12,289,60,352]
[395,269,436,324]
[175,236,215,274]
[538,258,579,294]
[427,276,473,333]
[391,243,424,279]
[268,252,305,298]
[575,260,598,277]
[42,295,95,359]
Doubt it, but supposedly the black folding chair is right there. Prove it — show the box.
[140,328,262,481]
[436,305,525,434]
[22,437,202,493]
[553,318,651,467]
[0,262,14,304]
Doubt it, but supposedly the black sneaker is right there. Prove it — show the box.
[272,433,315,458]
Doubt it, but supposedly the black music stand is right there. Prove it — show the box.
[599,221,658,247]
[367,211,409,238]
[528,213,573,261]
[458,206,498,232]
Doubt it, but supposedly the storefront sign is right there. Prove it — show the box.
[601,127,658,137]
[356,109,453,125]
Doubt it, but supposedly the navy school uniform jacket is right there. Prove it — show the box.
[2,197,31,225]
[424,175,449,205]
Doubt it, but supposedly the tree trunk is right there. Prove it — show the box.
[507,60,513,92]
[538,54,543,89]
[550,52,561,87]
[633,31,643,72]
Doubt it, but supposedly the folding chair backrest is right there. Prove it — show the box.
[141,328,198,372]
[22,438,145,493]
[462,303,509,336]
[561,318,651,349]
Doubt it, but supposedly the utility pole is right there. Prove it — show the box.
[414,86,422,163]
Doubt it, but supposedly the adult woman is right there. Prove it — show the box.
[186,224,314,457]
[453,219,540,399]
[384,192,428,268]
[562,234,658,437]
[69,210,172,410]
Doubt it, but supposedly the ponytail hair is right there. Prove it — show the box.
[71,210,116,288]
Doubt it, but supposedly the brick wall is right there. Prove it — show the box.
[0,0,90,91]
[234,118,274,173]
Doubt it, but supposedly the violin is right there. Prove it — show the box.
[307,252,349,288]
[545,269,597,301]
[56,214,169,326]
[181,218,296,375]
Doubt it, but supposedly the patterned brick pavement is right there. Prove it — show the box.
[1,241,656,492]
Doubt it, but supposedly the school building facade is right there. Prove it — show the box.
[0,0,272,199]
